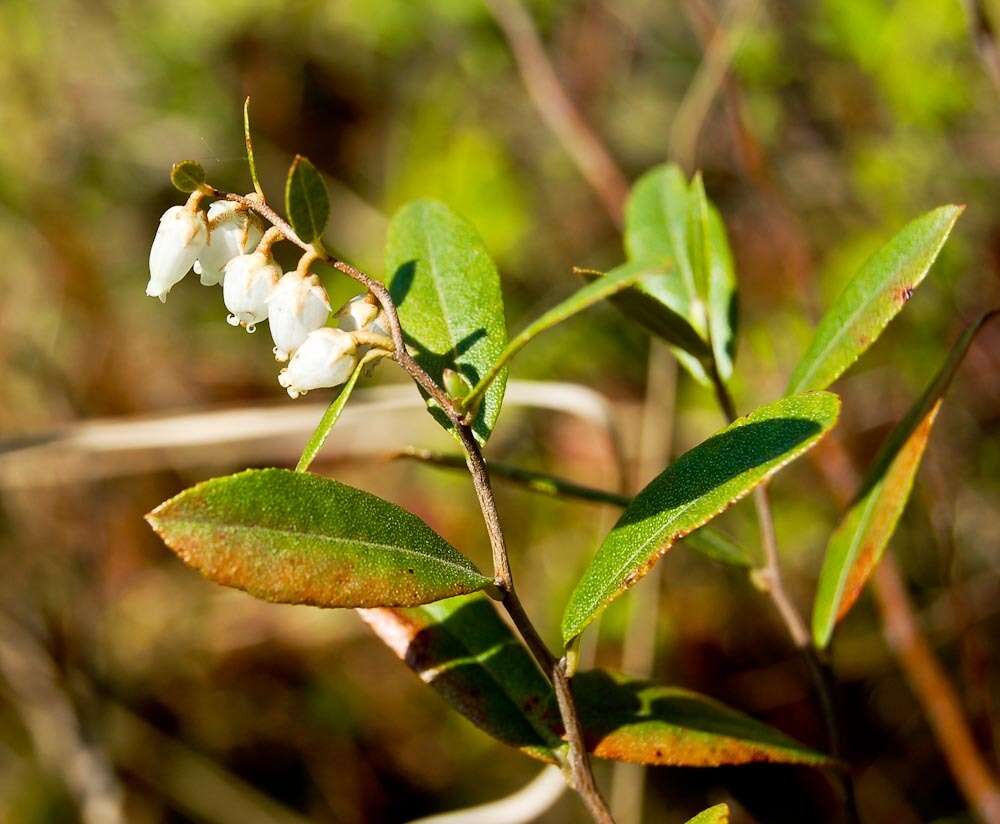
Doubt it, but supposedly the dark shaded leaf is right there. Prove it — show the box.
[284,155,329,244]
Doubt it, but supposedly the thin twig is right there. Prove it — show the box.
[482,0,628,226]
[206,185,612,823]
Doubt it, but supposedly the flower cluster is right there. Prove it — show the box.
[147,192,389,398]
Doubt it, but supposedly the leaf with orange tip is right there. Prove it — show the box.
[812,311,998,647]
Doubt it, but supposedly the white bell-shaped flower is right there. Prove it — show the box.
[222,251,281,332]
[278,328,357,398]
[267,271,332,361]
[146,205,208,302]
[336,293,389,337]
[195,202,263,286]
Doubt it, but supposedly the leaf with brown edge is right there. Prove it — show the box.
[146,469,491,609]
[685,804,730,824]
[359,594,564,763]
[573,670,831,767]
[561,392,841,644]
[811,311,998,647]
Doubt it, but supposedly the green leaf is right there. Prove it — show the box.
[811,311,997,647]
[626,165,704,333]
[462,261,655,410]
[295,350,385,473]
[787,205,963,395]
[685,804,730,824]
[360,594,563,763]
[703,203,738,382]
[363,597,829,768]
[170,160,205,193]
[562,392,841,644]
[284,155,329,244]
[386,199,507,443]
[574,671,830,767]
[146,469,490,608]
[243,97,263,197]
[575,267,710,365]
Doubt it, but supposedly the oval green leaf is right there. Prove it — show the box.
[285,155,329,244]
[386,199,507,443]
[685,804,730,824]
[146,468,490,608]
[562,392,841,644]
[811,311,997,647]
[463,261,656,410]
[360,594,563,763]
[787,205,963,395]
[574,671,830,767]
[170,160,205,193]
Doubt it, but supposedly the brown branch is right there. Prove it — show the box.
[207,185,612,823]
[483,0,628,226]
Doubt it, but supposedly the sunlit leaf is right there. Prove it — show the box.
[463,261,657,410]
[360,594,563,763]
[574,671,830,767]
[703,202,738,382]
[296,350,385,473]
[811,311,997,647]
[285,155,329,244]
[363,596,829,768]
[561,392,841,644]
[170,160,205,193]
[386,199,507,443]
[146,469,490,608]
[787,205,962,395]
[685,803,730,824]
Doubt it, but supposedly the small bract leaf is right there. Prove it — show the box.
[360,594,563,763]
[573,671,831,767]
[243,97,263,197]
[296,350,384,473]
[386,199,507,443]
[811,311,997,647]
[170,160,205,193]
[463,261,654,410]
[146,469,490,608]
[787,205,962,395]
[285,155,329,244]
[562,392,840,644]
[685,804,730,824]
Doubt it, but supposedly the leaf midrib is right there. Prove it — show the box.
[160,516,484,580]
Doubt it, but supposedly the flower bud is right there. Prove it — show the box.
[336,293,389,338]
[195,202,263,286]
[278,327,357,398]
[267,271,332,361]
[443,368,472,400]
[147,205,208,301]
[222,251,281,331]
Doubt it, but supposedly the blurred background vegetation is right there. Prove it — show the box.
[1,0,999,821]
